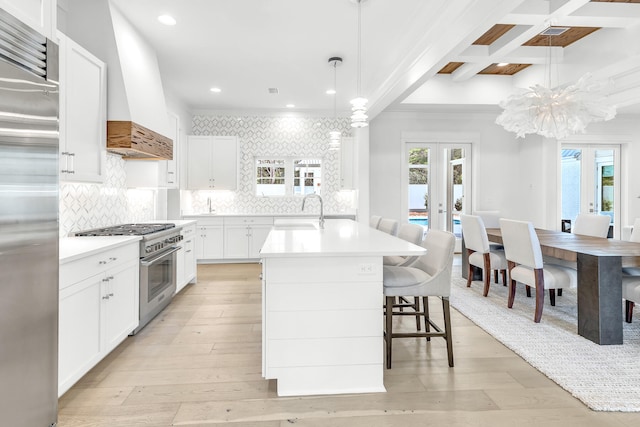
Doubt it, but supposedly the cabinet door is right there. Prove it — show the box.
[202,226,224,259]
[187,136,213,189]
[212,136,238,190]
[224,225,249,259]
[59,33,106,183]
[0,0,55,38]
[182,225,197,282]
[58,277,102,396]
[103,262,139,353]
[164,112,180,188]
[340,137,355,189]
[176,246,186,293]
[249,225,273,259]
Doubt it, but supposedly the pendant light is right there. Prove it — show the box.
[328,56,342,150]
[350,0,368,128]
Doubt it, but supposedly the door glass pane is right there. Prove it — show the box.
[561,148,582,226]
[448,148,465,237]
[408,148,429,228]
[595,149,614,225]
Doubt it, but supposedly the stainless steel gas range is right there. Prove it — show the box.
[73,223,183,334]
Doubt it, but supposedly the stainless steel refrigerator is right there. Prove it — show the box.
[0,8,59,427]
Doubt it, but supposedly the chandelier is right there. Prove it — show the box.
[350,0,368,128]
[496,28,616,139]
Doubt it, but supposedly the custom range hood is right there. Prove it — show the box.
[63,0,172,160]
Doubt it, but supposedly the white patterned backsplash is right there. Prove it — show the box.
[188,115,357,215]
[59,153,156,236]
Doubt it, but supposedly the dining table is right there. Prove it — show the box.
[465,228,640,345]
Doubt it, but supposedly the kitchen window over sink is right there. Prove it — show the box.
[255,158,322,197]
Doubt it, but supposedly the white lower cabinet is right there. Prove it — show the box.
[177,224,197,292]
[224,217,274,259]
[58,242,139,396]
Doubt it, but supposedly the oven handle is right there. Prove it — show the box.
[140,246,181,266]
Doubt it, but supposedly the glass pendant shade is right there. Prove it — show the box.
[350,97,369,128]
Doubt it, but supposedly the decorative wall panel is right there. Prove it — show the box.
[188,115,356,215]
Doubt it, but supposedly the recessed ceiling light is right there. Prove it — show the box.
[158,14,176,26]
[326,89,336,95]
[497,62,509,67]
[210,87,221,93]
[286,104,295,108]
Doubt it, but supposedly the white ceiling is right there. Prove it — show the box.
[109,0,640,117]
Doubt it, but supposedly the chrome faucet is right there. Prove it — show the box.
[302,193,324,229]
[207,197,213,213]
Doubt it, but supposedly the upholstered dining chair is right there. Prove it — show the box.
[572,213,611,238]
[383,223,424,267]
[382,229,455,368]
[377,218,399,236]
[620,218,640,277]
[370,215,382,229]
[499,219,577,323]
[460,214,508,297]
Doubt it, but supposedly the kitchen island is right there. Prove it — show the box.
[260,219,426,396]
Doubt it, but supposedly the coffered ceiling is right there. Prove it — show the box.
[100,0,640,116]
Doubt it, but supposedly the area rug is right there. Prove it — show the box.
[449,268,640,412]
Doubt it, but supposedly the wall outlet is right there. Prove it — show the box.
[358,263,376,274]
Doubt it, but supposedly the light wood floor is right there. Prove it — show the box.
[58,262,640,427]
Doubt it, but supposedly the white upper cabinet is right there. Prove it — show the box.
[58,32,106,182]
[0,0,55,39]
[340,137,355,189]
[187,136,238,190]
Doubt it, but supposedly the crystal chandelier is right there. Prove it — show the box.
[328,57,342,150]
[496,28,616,139]
[350,0,368,128]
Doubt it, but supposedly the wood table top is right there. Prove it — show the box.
[485,228,640,263]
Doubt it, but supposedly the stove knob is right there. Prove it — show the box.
[145,247,152,253]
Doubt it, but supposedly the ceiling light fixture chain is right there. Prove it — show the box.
[350,0,369,128]
[328,57,343,151]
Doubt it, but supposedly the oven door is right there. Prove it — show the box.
[136,246,180,334]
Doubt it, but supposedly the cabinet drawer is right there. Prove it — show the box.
[264,257,382,284]
[195,217,223,226]
[60,243,138,289]
[225,216,274,226]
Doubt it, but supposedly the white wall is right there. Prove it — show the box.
[369,110,640,231]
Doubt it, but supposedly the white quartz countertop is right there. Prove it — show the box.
[140,219,197,227]
[182,213,355,218]
[260,219,426,258]
[59,236,141,264]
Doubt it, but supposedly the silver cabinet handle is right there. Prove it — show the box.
[67,152,75,174]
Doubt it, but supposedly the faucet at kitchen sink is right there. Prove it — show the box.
[301,193,324,229]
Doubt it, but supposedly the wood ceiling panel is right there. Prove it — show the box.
[523,27,600,47]
[438,62,464,74]
[473,24,515,45]
[478,63,531,75]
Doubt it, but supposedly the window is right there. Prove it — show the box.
[294,159,322,196]
[255,158,322,196]
[256,159,285,196]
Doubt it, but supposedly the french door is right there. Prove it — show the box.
[405,143,471,240]
[560,144,620,238]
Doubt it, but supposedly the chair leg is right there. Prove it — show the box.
[482,253,491,297]
[466,250,474,288]
[423,296,431,341]
[442,297,454,367]
[533,269,545,323]
[526,285,532,298]
[501,269,507,286]
[626,300,635,323]
[558,289,563,297]
[549,289,556,306]
[414,297,421,331]
[385,296,394,369]
[507,261,517,308]
[494,269,498,284]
